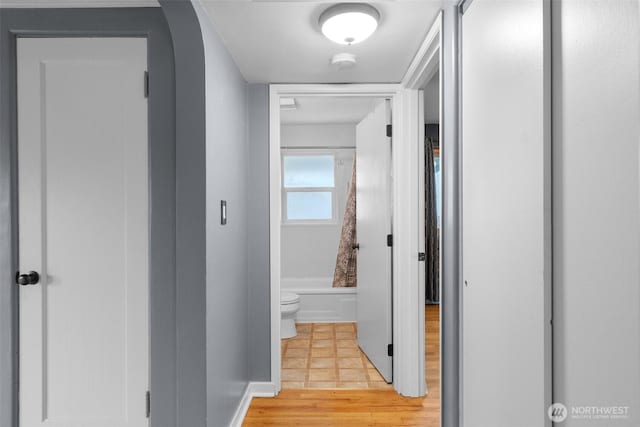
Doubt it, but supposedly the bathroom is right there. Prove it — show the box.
[278,95,393,389]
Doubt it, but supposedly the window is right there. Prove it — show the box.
[282,153,336,222]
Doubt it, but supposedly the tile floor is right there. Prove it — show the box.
[281,322,393,389]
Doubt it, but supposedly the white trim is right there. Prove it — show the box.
[270,83,430,397]
[269,85,282,395]
[402,11,443,89]
[229,382,276,427]
[399,11,444,398]
[417,88,427,395]
[392,87,423,396]
[229,385,252,427]
[0,0,159,7]
[274,84,400,96]
[248,381,276,397]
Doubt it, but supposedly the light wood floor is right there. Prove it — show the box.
[243,305,441,426]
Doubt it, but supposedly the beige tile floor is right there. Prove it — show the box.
[281,322,393,389]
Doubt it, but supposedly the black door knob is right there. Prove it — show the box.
[16,271,40,286]
[352,243,360,250]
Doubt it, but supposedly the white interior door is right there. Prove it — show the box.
[17,38,149,427]
[461,1,551,426]
[356,100,392,383]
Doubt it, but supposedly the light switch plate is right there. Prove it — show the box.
[220,200,227,225]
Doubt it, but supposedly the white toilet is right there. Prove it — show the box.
[280,292,301,339]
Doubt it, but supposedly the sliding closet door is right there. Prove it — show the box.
[552,2,640,425]
[461,1,551,426]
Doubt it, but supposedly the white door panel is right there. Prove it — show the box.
[461,1,551,426]
[18,38,149,427]
[356,100,392,383]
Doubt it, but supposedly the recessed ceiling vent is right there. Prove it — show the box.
[280,97,297,110]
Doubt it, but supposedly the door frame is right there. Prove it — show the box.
[400,7,462,425]
[401,11,443,398]
[269,83,427,396]
[0,7,193,426]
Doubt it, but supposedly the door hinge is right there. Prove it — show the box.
[144,71,149,98]
[387,234,393,247]
[386,124,392,138]
[387,344,393,357]
[418,252,426,261]
[145,390,150,418]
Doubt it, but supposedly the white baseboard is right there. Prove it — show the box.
[229,382,276,427]
[248,381,276,397]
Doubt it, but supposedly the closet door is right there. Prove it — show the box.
[552,2,640,425]
[18,37,149,427]
[461,1,552,426]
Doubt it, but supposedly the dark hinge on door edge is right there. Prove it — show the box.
[144,71,149,98]
[386,124,392,138]
[146,390,150,418]
[387,234,393,247]
[387,344,393,357]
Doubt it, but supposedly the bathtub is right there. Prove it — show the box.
[281,277,356,323]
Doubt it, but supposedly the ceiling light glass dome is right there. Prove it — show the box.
[319,3,380,45]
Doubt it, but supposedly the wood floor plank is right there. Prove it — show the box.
[244,305,441,426]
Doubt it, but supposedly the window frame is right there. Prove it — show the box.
[281,149,338,225]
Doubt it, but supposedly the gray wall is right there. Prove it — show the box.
[552,1,640,425]
[192,2,253,425]
[0,4,272,426]
[247,84,272,382]
[423,71,439,124]
[0,7,179,427]
[159,2,207,426]
[0,4,228,426]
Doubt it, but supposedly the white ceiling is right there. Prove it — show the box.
[281,96,379,124]
[201,0,442,83]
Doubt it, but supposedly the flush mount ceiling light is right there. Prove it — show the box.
[319,3,380,45]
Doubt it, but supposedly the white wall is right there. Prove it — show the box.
[280,123,355,149]
[280,124,355,283]
[553,1,640,425]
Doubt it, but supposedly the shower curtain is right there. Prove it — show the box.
[332,159,357,288]
[425,135,440,302]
